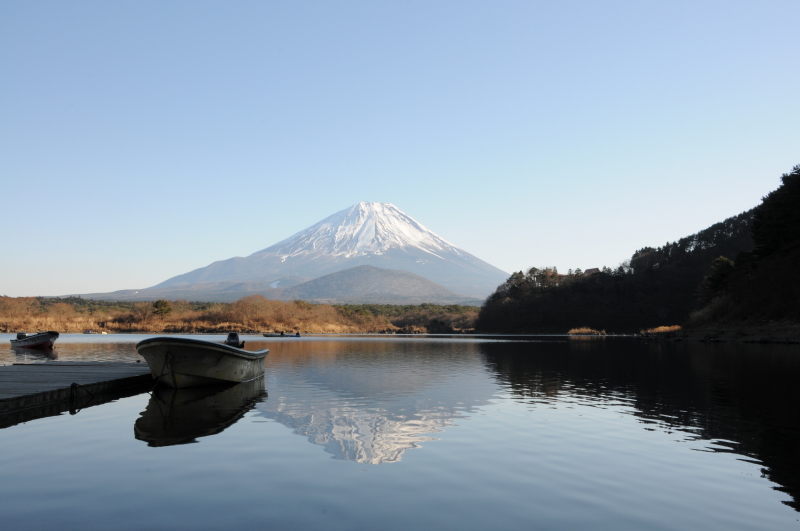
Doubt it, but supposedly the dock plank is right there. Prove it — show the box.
[0,362,153,417]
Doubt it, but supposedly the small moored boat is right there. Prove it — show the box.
[136,337,268,388]
[10,331,59,349]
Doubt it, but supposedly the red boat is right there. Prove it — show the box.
[10,331,59,349]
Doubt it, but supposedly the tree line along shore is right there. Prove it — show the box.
[0,296,479,335]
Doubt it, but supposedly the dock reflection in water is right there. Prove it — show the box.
[134,378,267,447]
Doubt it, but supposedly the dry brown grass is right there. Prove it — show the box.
[688,296,733,326]
[0,295,484,334]
[567,327,606,335]
[0,295,398,334]
[640,325,682,334]
[0,297,106,333]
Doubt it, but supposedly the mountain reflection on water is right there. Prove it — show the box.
[480,338,800,511]
[134,378,267,447]
[255,339,496,464]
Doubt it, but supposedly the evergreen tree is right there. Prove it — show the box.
[153,299,172,318]
[751,165,800,257]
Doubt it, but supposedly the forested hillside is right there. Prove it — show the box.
[477,199,756,333]
[691,165,800,326]
[478,165,800,334]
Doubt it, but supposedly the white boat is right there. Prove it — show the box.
[10,331,59,349]
[135,337,269,388]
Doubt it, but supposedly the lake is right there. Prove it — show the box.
[1,334,798,530]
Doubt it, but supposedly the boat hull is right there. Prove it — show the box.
[135,337,268,388]
[10,331,59,349]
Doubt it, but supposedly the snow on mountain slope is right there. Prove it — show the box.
[263,202,464,260]
[152,202,509,298]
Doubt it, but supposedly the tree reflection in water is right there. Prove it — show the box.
[480,338,800,511]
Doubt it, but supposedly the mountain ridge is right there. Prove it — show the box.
[151,202,508,299]
[77,265,483,305]
[282,265,481,305]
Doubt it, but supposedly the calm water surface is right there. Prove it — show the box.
[0,334,798,530]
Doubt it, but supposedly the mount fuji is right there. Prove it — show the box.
[83,202,509,303]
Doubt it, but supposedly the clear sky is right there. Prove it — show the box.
[1,1,798,297]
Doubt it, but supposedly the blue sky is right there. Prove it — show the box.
[1,1,798,297]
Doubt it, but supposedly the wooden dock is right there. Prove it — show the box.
[0,362,153,428]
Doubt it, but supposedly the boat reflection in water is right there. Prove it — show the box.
[134,378,267,447]
[12,345,58,362]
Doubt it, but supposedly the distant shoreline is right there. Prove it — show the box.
[0,296,480,336]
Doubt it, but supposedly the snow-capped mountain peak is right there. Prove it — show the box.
[257,202,463,260]
[150,201,508,299]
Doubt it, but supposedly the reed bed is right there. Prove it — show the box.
[567,327,606,335]
[640,325,682,334]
